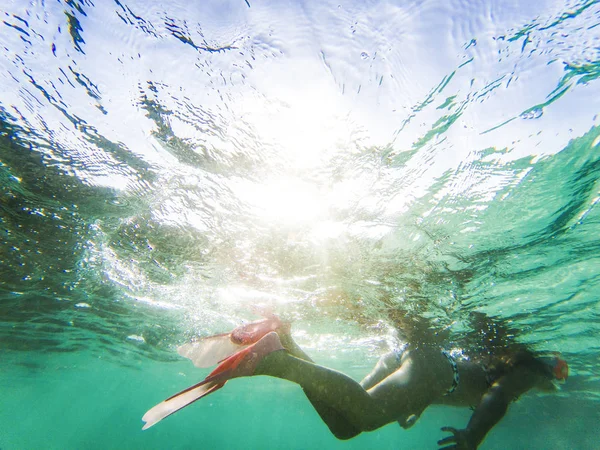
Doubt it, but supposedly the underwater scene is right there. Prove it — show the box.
[1,0,600,448]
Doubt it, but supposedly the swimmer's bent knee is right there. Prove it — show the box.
[333,427,361,440]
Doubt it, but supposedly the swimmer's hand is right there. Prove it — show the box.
[438,427,476,450]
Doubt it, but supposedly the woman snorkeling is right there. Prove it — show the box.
[142,314,568,449]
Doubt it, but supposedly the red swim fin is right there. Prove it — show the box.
[141,349,251,430]
[177,317,288,368]
[141,377,226,430]
[178,333,248,368]
[142,332,284,430]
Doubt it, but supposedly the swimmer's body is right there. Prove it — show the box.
[142,316,568,450]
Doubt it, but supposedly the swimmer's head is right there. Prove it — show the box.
[552,356,569,381]
[531,354,568,392]
[540,354,569,382]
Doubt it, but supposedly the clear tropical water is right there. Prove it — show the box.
[1,0,600,448]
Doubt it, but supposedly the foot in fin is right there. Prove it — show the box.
[230,316,291,345]
[178,315,290,368]
[142,332,285,430]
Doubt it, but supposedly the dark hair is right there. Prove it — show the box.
[486,350,556,381]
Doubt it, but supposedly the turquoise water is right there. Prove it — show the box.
[1,0,600,448]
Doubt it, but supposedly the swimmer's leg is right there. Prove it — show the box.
[278,332,314,362]
[255,351,402,433]
[255,346,454,437]
[301,390,362,439]
[277,334,362,438]
[362,347,455,428]
[360,351,403,390]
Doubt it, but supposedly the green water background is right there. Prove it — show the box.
[1,350,597,450]
[2,0,600,448]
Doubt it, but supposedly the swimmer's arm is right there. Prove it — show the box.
[463,383,511,447]
[439,372,534,449]
[469,373,533,447]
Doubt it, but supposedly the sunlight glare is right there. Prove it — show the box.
[237,177,329,226]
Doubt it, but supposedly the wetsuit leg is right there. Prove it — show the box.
[255,351,396,431]
[277,334,367,438]
[360,350,403,390]
[302,389,362,439]
[255,346,455,435]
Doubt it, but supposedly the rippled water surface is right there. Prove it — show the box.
[1,0,600,449]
